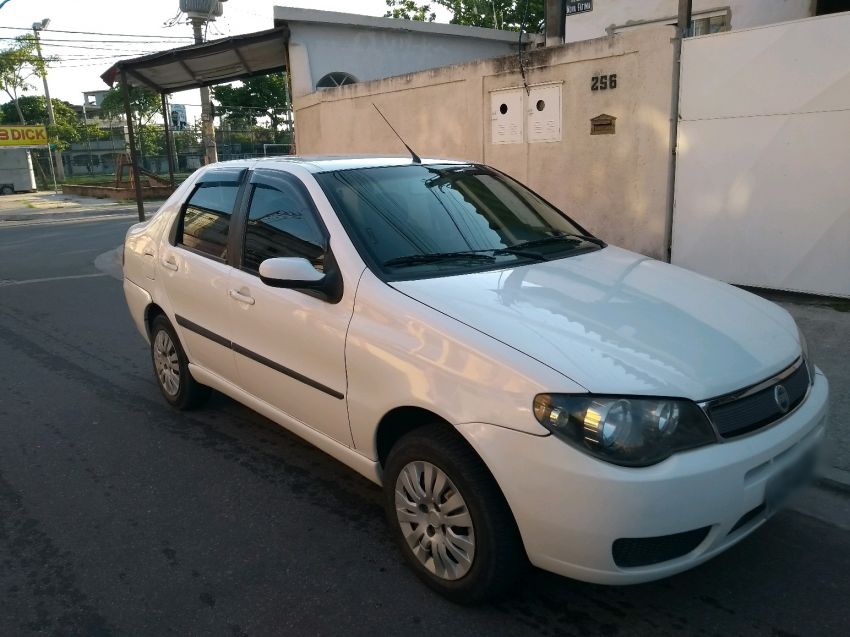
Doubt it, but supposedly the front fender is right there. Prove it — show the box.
[346,272,582,459]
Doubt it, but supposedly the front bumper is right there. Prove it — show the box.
[459,369,829,584]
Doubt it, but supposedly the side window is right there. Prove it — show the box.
[179,180,240,259]
[243,173,326,272]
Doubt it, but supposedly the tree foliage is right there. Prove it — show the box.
[384,0,544,31]
[212,74,291,142]
[384,0,436,21]
[100,86,162,157]
[0,95,107,151]
[0,35,52,125]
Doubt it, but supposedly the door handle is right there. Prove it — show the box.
[160,256,178,271]
[228,288,255,305]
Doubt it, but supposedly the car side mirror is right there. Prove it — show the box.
[258,257,343,303]
[259,257,324,284]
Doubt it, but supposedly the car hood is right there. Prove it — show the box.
[390,246,801,400]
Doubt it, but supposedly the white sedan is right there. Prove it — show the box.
[122,157,828,603]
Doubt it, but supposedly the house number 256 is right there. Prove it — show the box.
[591,74,617,91]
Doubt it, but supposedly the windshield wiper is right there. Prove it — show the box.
[383,251,496,268]
[499,232,605,254]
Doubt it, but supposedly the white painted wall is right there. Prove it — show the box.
[284,22,517,97]
[672,13,850,297]
[561,0,814,42]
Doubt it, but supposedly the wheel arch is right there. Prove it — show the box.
[374,407,526,547]
[144,302,167,338]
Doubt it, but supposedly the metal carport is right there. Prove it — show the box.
[101,26,289,222]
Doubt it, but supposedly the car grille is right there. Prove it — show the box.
[703,359,810,439]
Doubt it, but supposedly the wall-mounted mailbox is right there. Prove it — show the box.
[591,113,616,135]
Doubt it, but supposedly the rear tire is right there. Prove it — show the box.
[0,185,13,196]
[149,314,209,410]
[383,424,524,604]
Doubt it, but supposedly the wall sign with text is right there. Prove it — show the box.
[591,74,617,91]
[0,125,48,147]
[565,1,593,16]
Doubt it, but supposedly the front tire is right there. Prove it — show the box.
[149,314,209,410]
[383,424,524,604]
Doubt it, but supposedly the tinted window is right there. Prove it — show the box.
[180,180,240,259]
[315,164,596,279]
[242,172,326,272]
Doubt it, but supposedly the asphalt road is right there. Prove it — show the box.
[1,216,849,636]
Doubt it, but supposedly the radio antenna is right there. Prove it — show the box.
[372,103,421,164]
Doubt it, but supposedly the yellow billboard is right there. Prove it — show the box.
[0,125,48,147]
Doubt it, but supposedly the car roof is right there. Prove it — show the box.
[206,155,471,174]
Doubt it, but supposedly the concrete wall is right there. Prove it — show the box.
[284,20,518,97]
[560,0,814,42]
[0,149,37,192]
[672,13,850,297]
[294,28,676,259]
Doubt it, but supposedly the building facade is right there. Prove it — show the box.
[546,0,848,44]
[273,7,529,97]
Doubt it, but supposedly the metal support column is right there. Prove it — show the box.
[160,92,176,188]
[121,69,146,223]
[663,0,693,263]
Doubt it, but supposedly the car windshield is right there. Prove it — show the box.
[315,164,602,279]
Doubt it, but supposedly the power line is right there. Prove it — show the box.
[0,25,193,39]
[0,37,191,44]
[37,43,162,52]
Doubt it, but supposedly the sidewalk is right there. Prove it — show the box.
[755,290,850,488]
[0,191,163,225]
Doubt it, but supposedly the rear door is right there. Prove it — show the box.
[159,167,245,383]
[226,168,354,445]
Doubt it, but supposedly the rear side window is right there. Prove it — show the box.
[179,180,240,259]
[242,171,326,272]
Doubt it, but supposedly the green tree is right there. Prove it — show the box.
[212,74,291,143]
[0,35,52,124]
[0,95,107,151]
[384,0,436,21]
[100,85,162,158]
[384,0,544,31]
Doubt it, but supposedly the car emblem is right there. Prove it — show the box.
[774,384,790,413]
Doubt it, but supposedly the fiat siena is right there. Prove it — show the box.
[122,157,828,603]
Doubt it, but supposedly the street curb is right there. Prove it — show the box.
[0,207,153,223]
[817,467,850,494]
[0,213,139,228]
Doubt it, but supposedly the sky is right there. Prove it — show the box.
[0,0,452,121]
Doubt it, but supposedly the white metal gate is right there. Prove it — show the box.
[672,13,850,297]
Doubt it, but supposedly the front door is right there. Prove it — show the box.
[227,169,354,445]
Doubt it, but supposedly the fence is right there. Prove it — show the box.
[28,123,294,189]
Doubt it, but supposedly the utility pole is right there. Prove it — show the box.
[81,94,93,175]
[190,17,218,165]
[32,18,65,182]
[180,1,227,165]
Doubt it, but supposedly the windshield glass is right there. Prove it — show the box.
[315,164,602,280]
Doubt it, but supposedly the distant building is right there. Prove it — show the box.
[273,7,533,97]
[545,0,849,45]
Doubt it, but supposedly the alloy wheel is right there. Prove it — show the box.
[153,329,181,397]
[394,460,476,580]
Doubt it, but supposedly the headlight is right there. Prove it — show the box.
[798,327,815,383]
[533,394,716,467]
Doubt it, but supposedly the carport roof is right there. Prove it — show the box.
[100,26,288,93]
